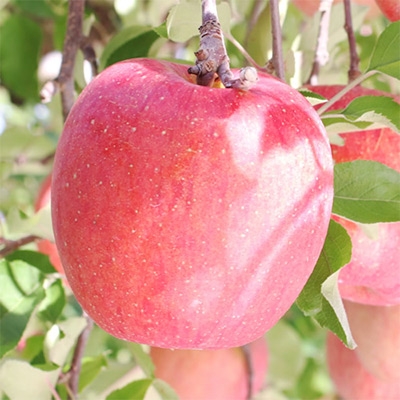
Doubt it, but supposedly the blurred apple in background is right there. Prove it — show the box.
[35,174,64,274]
[293,0,380,18]
[307,85,400,306]
[343,300,400,382]
[375,0,400,21]
[150,337,268,400]
[327,330,400,399]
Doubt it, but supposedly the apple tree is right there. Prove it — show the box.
[0,0,399,399]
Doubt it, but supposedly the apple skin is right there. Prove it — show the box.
[327,331,400,399]
[375,0,400,21]
[35,174,64,275]
[150,337,268,400]
[307,85,400,306]
[344,300,400,382]
[52,58,333,349]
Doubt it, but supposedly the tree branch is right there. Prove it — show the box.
[41,0,86,119]
[66,314,94,400]
[343,0,361,81]
[242,344,254,400]
[188,0,258,90]
[0,235,41,258]
[307,0,334,85]
[269,0,285,81]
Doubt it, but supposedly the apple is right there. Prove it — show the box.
[343,300,400,382]
[52,58,333,349]
[150,337,268,400]
[375,0,400,21]
[35,174,64,274]
[293,0,380,18]
[306,84,400,306]
[327,331,400,399]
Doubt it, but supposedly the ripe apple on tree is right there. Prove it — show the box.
[342,300,400,382]
[292,0,380,18]
[307,85,400,306]
[327,327,400,399]
[51,58,333,349]
[150,336,268,400]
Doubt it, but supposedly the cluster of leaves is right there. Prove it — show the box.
[0,0,399,399]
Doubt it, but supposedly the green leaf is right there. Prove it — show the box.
[333,161,400,223]
[106,378,153,400]
[367,21,400,79]
[100,26,161,70]
[153,378,180,400]
[6,250,56,274]
[19,334,46,362]
[319,272,356,349]
[299,89,328,106]
[38,280,66,323]
[45,317,87,367]
[166,0,231,43]
[79,355,108,392]
[246,3,271,66]
[128,342,155,377]
[0,259,45,359]
[341,96,400,133]
[0,15,42,101]
[0,359,60,400]
[297,220,355,349]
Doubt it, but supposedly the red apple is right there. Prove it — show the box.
[307,85,400,306]
[35,174,64,274]
[327,331,400,399]
[150,337,268,400]
[52,58,333,349]
[344,300,400,382]
[375,0,400,21]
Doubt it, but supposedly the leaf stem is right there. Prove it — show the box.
[67,313,94,400]
[188,0,258,90]
[317,70,378,115]
[0,235,41,258]
[242,344,254,400]
[269,0,285,81]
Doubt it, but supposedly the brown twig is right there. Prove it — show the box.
[80,36,98,79]
[343,0,361,81]
[188,0,258,90]
[0,235,41,258]
[242,344,254,400]
[56,0,85,121]
[66,314,94,400]
[269,0,285,81]
[306,0,334,85]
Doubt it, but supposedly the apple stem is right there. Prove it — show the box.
[242,344,254,400]
[65,313,94,399]
[0,234,41,258]
[269,0,285,81]
[188,0,258,90]
[343,0,361,82]
[306,0,334,85]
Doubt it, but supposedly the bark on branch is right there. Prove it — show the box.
[188,0,258,90]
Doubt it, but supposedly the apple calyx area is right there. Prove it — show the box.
[52,58,333,349]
